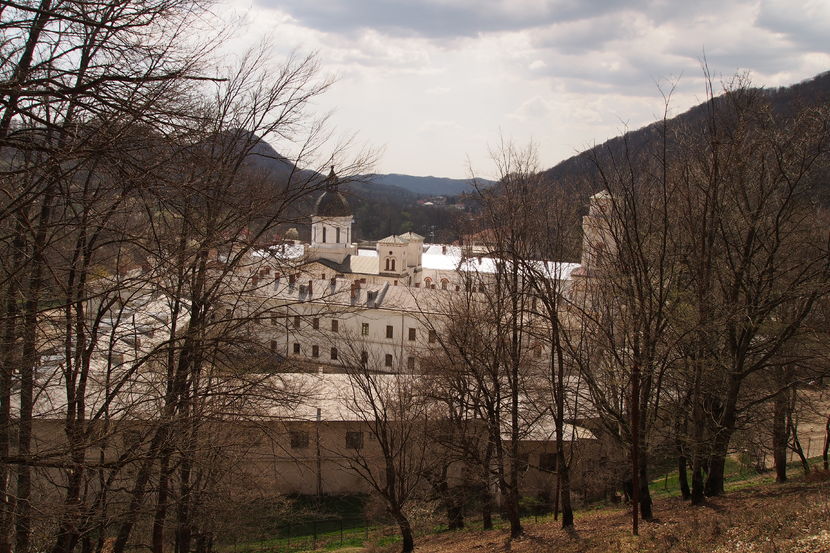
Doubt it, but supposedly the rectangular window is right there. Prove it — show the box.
[385,354,393,367]
[428,330,437,344]
[269,340,277,352]
[311,345,319,358]
[312,318,319,330]
[386,325,393,339]
[361,351,368,364]
[331,347,338,360]
[407,357,415,371]
[293,315,300,329]
[290,430,309,449]
[534,345,542,358]
[539,453,558,472]
[408,328,416,341]
[331,319,339,332]
[293,343,300,354]
[345,431,363,449]
[361,323,369,336]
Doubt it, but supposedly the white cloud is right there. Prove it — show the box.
[213,0,830,177]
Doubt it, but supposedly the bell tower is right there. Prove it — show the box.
[308,167,356,264]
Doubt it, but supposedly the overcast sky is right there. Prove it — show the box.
[218,0,830,179]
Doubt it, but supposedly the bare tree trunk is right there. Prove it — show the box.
[690,361,706,505]
[16,183,55,553]
[480,442,493,530]
[0,220,23,553]
[705,377,740,497]
[787,395,810,476]
[823,414,829,471]
[630,362,640,535]
[152,455,172,553]
[773,385,789,482]
[677,453,690,500]
[390,509,414,553]
[638,455,653,521]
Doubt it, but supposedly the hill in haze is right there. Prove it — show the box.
[362,173,493,197]
[243,141,466,242]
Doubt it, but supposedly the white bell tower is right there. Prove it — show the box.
[308,167,356,264]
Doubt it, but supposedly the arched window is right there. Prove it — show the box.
[390,259,396,271]
[385,258,390,271]
[336,227,341,243]
[424,277,432,288]
[322,226,327,243]
[441,278,449,290]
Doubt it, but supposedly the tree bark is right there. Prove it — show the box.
[704,377,741,497]
[480,444,493,531]
[638,456,653,521]
[391,510,414,553]
[677,454,691,500]
[773,385,789,482]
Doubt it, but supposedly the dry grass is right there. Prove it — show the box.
[391,478,830,553]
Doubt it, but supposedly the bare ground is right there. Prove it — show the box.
[393,478,830,553]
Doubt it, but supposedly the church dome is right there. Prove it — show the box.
[314,167,352,217]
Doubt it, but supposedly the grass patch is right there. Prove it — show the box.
[648,454,826,498]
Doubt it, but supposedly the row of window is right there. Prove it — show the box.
[289,430,364,449]
[289,432,558,468]
[284,316,437,343]
[272,338,531,363]
[286,342,419,370]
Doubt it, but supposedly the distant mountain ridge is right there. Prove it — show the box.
[361,173,493,197]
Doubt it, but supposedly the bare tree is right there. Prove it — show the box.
[338,353,432,553]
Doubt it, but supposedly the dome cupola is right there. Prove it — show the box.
[314,166,352,217]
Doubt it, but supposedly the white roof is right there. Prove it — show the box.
[422,245,580,280]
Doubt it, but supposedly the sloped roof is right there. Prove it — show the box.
[399,232,425,241]
[377,235,408,245]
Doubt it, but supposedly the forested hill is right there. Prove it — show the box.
[541,70,830,203]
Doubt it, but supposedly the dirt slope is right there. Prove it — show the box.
[404,479,830,553]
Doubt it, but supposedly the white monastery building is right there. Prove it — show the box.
[240,168,599,374]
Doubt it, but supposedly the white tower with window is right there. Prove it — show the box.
[308,167,356,264]
[377,235,408,276]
